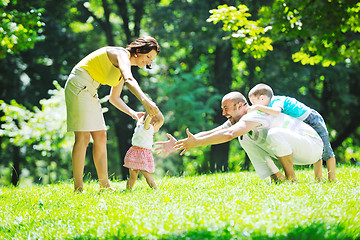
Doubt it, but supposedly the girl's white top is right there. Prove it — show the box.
[131,124,154,150]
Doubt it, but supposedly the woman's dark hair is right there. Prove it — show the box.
[126,36,160,56]
[126,36,160,69]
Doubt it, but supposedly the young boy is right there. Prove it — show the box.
[248,83,336,182]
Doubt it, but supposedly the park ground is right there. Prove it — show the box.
[1,165,359,239]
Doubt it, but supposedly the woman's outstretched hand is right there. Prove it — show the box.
[154,133,177,158]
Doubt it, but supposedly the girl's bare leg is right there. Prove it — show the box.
[91,130,111,190]
[140,170,157,189]
[72,131,91,192]
[126,169,139,190]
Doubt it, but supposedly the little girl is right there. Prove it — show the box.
[123,111,164,190]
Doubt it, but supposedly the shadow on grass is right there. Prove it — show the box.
[158,223,357,240]
[68,221,358,240]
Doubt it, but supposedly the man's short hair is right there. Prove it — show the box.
[222,92,247,104]
[248,83,274,98]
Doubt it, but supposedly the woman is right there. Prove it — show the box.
[64,36,161,192]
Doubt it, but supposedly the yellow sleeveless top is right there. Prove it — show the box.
[76,47,126,86]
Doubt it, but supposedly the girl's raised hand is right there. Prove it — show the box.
[133,112,145,121]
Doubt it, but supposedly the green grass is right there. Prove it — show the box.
[1,166,360,239]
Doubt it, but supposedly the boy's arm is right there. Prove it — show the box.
[248,105,282,116]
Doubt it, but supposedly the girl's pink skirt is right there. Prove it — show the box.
[123,146,155,173]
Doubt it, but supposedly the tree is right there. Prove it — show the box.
[0,0,44,59]
[0,0,86,185]
[208,1,360,163]
[0,82,73,185]
[208,1,360,66]
[261,0,360,67]
[146,0,245,173]
[0,0,45,184]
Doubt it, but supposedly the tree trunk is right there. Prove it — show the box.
[240,57,257,170]
[116,70,143,180]
[111,1,145,180]
[242,154,251,171]
[85,0,145,180]
[209,41,232,172]
[332,120,360,150]
[332,69,360,150]
[11,146,21,186]
[0,110,3,163]
[113,115,133,180]
[102,0,114,45]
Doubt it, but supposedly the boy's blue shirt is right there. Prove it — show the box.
[269,96,311,118]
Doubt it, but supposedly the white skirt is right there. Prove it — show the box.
[64,67,106,132]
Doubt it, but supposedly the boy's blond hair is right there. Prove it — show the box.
[248,83,274,99]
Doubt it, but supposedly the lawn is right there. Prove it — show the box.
[1,165,359,239]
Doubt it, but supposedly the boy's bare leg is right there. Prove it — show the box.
[72,131,91,192]
[91,130,111,190]
[277,154,297,182]
[313,160,324,182]
[326,157,337,182]
[140,170,157,189]
[126,169,139,190]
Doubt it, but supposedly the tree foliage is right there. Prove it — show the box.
[0,0,44,59]
[0,82,73,184]
[146,0,242,173]
[207,0,360,167]
[262,0,360,67]
[209,1,360,67]
[207,4,273,59]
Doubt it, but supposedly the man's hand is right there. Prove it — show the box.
[174,128,196,156]
[154,133,177,158]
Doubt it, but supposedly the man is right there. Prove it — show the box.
[155,92,323,182]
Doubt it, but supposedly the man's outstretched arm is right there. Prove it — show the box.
[174,120,259,155]
[154,123,229,157]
